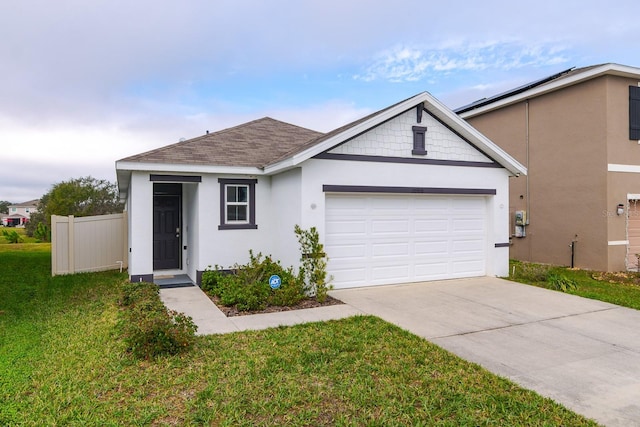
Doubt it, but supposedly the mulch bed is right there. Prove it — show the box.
[207,294,344,317]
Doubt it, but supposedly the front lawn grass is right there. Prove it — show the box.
[0,249,597,426]
[509,259,640,310]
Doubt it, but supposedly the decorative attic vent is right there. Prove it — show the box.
[630,86,640,140]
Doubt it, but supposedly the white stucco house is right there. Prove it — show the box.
[116,92,526,289]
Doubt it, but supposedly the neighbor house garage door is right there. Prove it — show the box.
[325,194,487,289]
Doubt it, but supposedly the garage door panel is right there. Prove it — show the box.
[329,243,367,259]
[414,196,449,209]
[414,262,450,279]
[330,267,368,287]
[372,264,410,281]
[326,194,487,288]
[326,220,367,236]
[415,240,449,255]
[452,259,485,275]
[372,242,410,257]
[452,218,485,232]
[415,219,449,233]
[371,219,410,235]
[452,238,485,253]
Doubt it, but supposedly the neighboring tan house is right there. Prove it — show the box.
[116,92,525,289]
[456,63,640,272]
[2,199,38,227]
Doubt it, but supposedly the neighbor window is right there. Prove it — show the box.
[218,178,257,230]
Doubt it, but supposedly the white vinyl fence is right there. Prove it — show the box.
[51,213,128,276]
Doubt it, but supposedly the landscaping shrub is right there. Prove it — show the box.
[118,281,197,359]
[202,251,306,312]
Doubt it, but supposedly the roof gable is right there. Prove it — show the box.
[264,92,526,176]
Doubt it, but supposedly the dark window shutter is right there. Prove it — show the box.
[630,86,640,140]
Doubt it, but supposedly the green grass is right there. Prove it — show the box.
[509,260,640,310]
[0,249,597,426]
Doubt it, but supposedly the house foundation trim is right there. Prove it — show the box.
[322,185,497,195]
[130,274,154,283]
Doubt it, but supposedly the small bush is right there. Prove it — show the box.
[547,273,578,292]
[1,229,23,244]
[118,281,197,359]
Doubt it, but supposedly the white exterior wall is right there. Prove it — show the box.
[184,183,199,280]
[299,158,512,277]
[129,171,154,278]
[196,175,275,271]
[271,168,303,269]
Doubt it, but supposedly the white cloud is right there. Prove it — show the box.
[355,41,571,83]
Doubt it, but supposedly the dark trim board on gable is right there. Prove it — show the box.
[323,185,497,195]
[314,152,501,168]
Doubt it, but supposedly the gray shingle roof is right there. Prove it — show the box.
[119,117,324,168]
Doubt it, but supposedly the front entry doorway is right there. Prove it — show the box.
[153,183,181,270]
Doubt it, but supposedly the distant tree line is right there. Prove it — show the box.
[25,176,124,241]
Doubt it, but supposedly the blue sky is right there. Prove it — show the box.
[2,0,639,202]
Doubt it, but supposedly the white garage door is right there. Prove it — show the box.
[325,194,488,289]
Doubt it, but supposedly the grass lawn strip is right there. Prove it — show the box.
[1,247,597,426]
[509,259,640,310]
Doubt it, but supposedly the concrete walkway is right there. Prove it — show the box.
[160,278,640,426]
[159,286,363,335]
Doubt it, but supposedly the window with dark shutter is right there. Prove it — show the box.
[630,86,640,140]
[412,126,428,155]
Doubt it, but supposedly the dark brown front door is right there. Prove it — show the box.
[153,193,180,270]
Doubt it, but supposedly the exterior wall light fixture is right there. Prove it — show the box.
[617,203,625,215]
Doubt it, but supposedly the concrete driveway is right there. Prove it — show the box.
[330,277,640,427]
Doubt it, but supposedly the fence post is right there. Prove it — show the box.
[51,215,58,276]
[68,215,75,274]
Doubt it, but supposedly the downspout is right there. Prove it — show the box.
[525,100,531,261]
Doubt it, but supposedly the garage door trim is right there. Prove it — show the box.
[322,184,496,195]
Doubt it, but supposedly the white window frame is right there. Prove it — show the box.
[225,184,249,224]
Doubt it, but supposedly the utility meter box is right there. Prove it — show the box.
[515,210,527,226]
